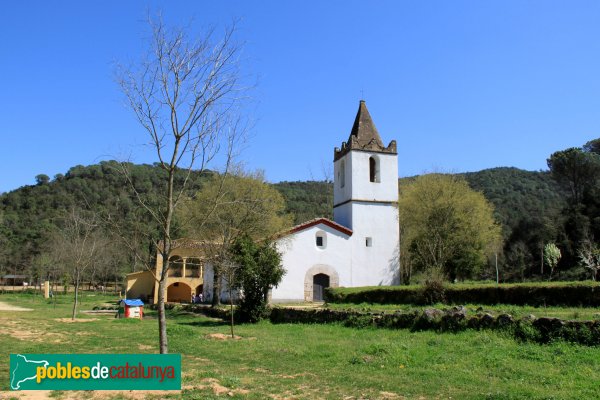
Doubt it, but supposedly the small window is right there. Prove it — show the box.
[340,160,346,188]
[369,156,380,183]
[366,237,373,247]
[316,231,327,249]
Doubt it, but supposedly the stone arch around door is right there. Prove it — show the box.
[304,265,339,302]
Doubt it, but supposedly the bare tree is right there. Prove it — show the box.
[578,239,600,281]
[117,15,246,354]
[51,208,102,320]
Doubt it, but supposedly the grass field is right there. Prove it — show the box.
[2,292,600,399]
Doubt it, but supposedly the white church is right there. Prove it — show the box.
[126,101,400,304]
[271,100,400,302]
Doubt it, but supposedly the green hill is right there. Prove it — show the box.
[0,162,570,283]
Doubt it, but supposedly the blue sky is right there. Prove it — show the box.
[1,1,600,193]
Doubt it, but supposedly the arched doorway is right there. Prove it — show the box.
[313,273,330,301]
[304,265,339,302]
[167,282,192,303]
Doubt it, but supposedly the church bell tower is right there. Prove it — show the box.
[333,100,398,230]
[332,101,399,283]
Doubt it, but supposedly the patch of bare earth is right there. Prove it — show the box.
[205,333,256,340]
[0,301,33,311]
[184,378,249,397]
[0,319,64,343]
[378,391,405,399]
[54,318,98,323]
[184,355,211,363]
[269,384,327,400]
[278,372,317,379]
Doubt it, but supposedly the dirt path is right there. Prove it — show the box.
[0,301,32,311]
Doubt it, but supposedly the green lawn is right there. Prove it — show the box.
[1,292,600,399]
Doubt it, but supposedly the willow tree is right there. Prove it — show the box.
[117,16,246,354]
[399,174,502,282]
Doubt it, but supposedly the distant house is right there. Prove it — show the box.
[0,274,28,286]
[125,239,205,303]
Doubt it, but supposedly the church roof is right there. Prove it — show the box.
[276,217,353,238]
[334,100,397,161]
[349,100,384,148]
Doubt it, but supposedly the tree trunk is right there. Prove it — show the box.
[212,268,221,306]
[230,286,234,338]
[71,269,80,320]
[158,278,168,354]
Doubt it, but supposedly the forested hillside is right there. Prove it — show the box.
[272,181,333,223]
[463,167,565,234]
[2,137,600,285]
[0,161,212,283]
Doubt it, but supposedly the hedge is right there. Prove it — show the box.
[179,303,600,346]
[324,281,600,307]
[269,306,600,346]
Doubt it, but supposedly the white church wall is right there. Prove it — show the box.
[348,151,398,203]
[348,202,400,286]
[333,155,353,206]
[333,202,352,230]
[272,223,352,301]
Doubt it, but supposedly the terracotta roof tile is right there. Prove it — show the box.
[276,217,353,238]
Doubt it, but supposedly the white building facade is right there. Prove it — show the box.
[272,101,400,302]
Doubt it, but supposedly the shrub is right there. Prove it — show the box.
[513,321,541,343]
[440,313,467,333]
[422,275,446,305]
[343,315,375,329]
[558,322,600,346]
[411,309,443,332]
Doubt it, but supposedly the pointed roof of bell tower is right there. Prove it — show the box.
[348,100,384,147]
[334,100,397,161]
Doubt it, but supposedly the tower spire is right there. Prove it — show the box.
[348,100,384,147]
[334,101,397,161]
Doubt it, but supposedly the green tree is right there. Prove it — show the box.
[35,174,50,185]
[230,235,284,322]
[543,243,561,280]
[583,138,600,156]
[547,141,600,272]
[179,170,292,306]
[398,174,502,282]
[547,147,600,205]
